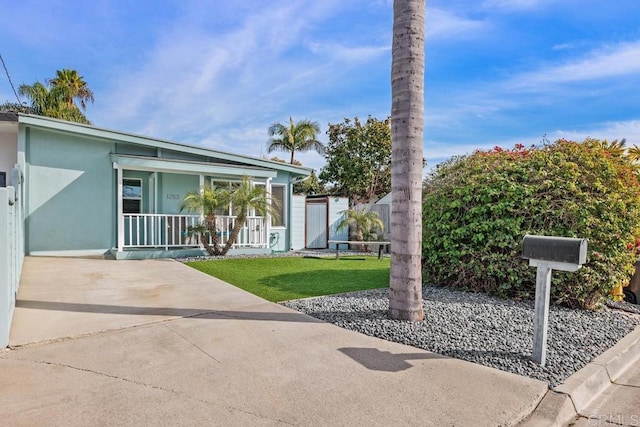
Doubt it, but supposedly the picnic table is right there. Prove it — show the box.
[327,240,391,260]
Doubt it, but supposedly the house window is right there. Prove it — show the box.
[211,179,239,216]
[0,172,5,188]
[271,185,285,227]
[209,179,282,225]
[123,178,142,213]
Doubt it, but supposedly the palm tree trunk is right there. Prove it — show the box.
[201,234,217,256]
[388,0,425,321]
[205,214,223,255]
[220,215,247,256]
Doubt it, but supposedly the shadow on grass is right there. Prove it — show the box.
[256,268,389,300]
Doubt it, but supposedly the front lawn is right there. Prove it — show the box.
[185,255,390,302]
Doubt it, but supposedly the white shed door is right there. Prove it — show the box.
[306,201,328,249]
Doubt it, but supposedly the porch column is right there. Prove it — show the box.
[199,175,205,248]
[199,174,205,221]
[115,164,124,252]
[266,177,272,249]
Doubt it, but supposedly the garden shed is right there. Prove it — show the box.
[304,195,349,249]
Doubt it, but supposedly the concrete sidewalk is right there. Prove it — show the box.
[1,257,548,425]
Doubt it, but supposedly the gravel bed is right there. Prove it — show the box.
[282,286,640,387]
[177,249,377,263]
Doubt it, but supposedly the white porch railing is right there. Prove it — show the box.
[212,216,268,248]
[122,214,268,250]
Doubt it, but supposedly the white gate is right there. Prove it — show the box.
[305,197,328,249]
[1,182,23,348]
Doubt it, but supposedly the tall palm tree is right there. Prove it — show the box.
[48,69,94,111]
[388,0,425,321]
[180,184,229,256]
[267,116,324,164]
[222,176,280,255]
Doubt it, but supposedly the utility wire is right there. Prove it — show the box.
[0,52,21,104]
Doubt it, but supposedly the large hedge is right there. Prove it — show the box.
[422,139,640,309]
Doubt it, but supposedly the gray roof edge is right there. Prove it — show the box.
[0,112,19,122]
[112,153,274,172]
[16,113,313,176]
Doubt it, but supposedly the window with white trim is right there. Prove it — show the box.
[123,178,142,214]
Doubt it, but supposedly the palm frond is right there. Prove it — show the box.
[266,117,322,164]
[336,208,384,241]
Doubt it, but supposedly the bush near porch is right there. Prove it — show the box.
[422,139,640,310]
[186,256,390,302]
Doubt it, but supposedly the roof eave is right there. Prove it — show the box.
[16,114,313,176]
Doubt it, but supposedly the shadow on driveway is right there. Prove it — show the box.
[339,347,449,372]
[15,299,322,323]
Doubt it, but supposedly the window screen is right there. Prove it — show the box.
[271,185,285,227]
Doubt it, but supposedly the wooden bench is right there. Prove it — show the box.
[327,240,391,260]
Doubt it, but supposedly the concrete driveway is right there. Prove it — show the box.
[0,257,547,426]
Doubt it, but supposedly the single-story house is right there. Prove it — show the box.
[0,112,356,346]
[0,112,313,260]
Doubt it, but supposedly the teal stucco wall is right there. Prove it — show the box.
[158,173,199,214]
[25,128,115,254]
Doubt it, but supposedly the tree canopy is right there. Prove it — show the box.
[14,68,93,124]
[0,102,35,114]
[267,116,324,164]
[48,69,94,111]
[293,170,325,195]
[319,116,391,204]
[422,139,640,309]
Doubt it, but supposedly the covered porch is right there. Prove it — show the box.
[111,154,279,259]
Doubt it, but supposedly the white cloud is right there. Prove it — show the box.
[420,38,640,144]
[482,0,547,11]
[306,42,389,63]
[552,43,573,51]
[507,41,640,89]
[424,140,494,161]
[426,8,488,40]
[424,120,640,172]
[89,0,395,176]
[542,120,640,145]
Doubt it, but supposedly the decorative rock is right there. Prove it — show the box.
[283,285,640,387]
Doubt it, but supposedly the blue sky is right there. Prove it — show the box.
[1,0,640,173]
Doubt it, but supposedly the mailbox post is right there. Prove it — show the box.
[522,235,587,367]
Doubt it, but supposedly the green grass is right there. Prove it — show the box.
[185,256,390,302]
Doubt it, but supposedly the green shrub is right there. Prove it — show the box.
[422,139,640,309]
